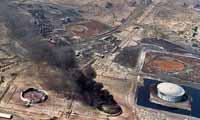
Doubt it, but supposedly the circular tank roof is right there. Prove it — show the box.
[157,83,185,97]
[20,88,48,106]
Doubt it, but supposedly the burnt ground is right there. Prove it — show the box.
[114,46,141,69]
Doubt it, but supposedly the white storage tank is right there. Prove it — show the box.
[157,83,185,103]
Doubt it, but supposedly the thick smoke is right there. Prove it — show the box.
[2,1,76,68]
[0,2,120,112]
[0,0,82,97]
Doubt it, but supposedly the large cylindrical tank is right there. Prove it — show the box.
[157,83,185,102]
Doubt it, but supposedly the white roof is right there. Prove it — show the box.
[157,83,185,97]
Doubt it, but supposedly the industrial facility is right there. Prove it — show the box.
[0,0,200,119]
